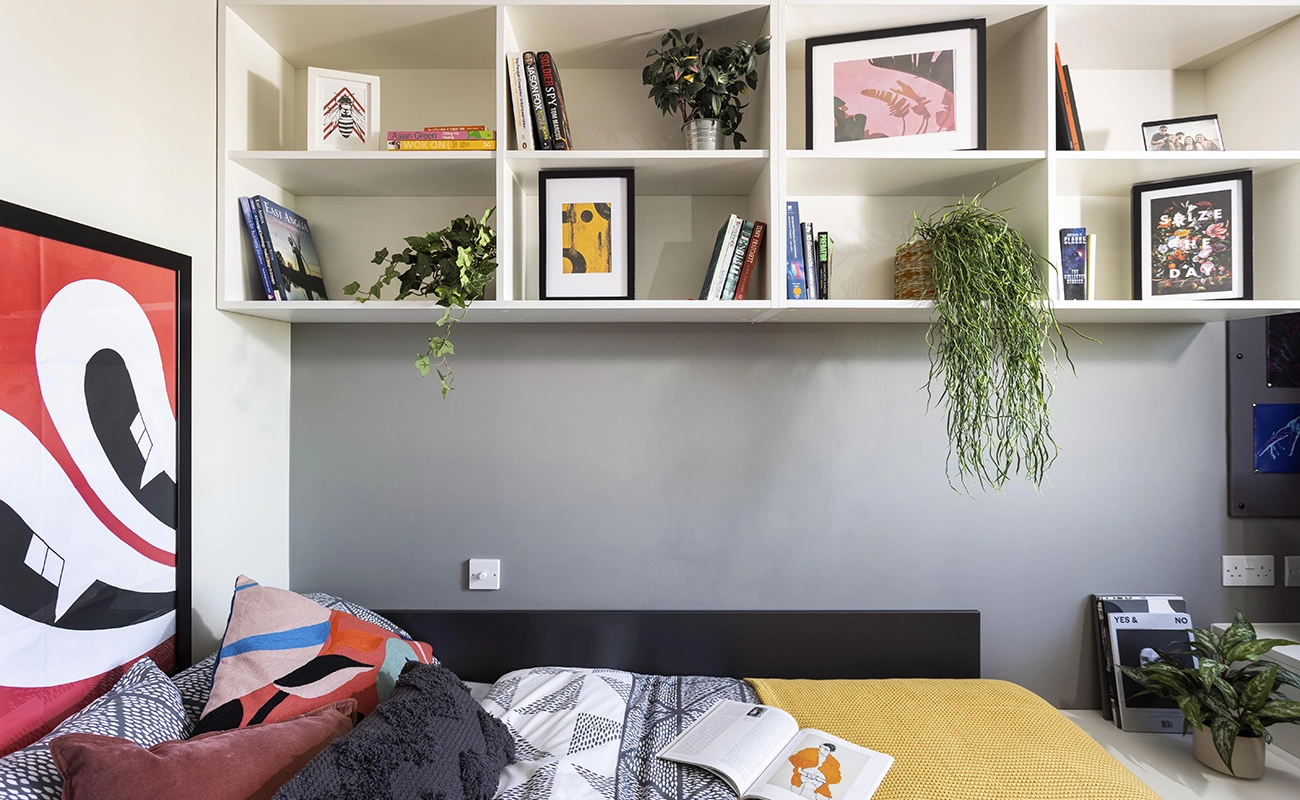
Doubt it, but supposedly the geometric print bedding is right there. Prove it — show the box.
[0,658,189,800]
[195,576,434,734]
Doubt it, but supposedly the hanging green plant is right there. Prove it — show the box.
[343,208,497,398]
[905,193,1082,492]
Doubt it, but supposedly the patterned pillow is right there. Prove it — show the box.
[0,658,188,800]
[195,576,434,735]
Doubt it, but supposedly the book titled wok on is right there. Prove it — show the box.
[658,700,893,800]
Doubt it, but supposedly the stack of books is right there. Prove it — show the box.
[785,202,833,300]
[697,215,766,301]
[387,126,496,151]
[1091,594,1194,732]
[506,52,573,150]
[238,196,328,301]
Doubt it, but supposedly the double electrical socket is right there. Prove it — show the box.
[1223,555,1275,586]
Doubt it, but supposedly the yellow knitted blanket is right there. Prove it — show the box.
[746,678,1159,800]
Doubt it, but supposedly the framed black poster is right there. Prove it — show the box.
[0,199,190,754]
[1227,314,1300,517]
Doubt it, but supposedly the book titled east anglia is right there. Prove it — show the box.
[659,700,893,800]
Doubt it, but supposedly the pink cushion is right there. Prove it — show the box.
[50,700,356,800]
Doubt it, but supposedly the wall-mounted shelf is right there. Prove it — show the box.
[218,1,1300,324]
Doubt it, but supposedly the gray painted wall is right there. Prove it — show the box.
[290,321,1298,708]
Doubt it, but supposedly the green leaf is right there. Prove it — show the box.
[342,281,360,296]
[1198,660,1227,691]
[371,247,389,265]
[415,354,431,376]
[1221,612,1256,651]
[1211,714,1239,773]
[1175,695,1203,729]
[1227,639,1294,664]
[1259,698,1300,721]
[1242,664,1278,712]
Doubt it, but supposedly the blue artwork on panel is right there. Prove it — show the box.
[1254,404,1300,473]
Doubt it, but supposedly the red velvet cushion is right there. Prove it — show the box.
[50,699,356,800]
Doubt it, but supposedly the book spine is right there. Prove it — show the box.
[1092,596,1114,722]
[388,130,494,141]
[1054,46,1072,152]
[698,217,733,300]
[786,202,806,300]
[537,52,569,150]
[422,125,487,132]
[506,53,533,151]
[722,220,754,300]
[239,197,275,301]
[251,196,287,300]
[1086,233,1097,301]
[710,216,743,300]
[523,52,552,150]
[1062,64,1084,151]
[387,140,497,151]
[817,232,831,300]
[801,222,818,301]
[1059,227,1087,301]
[734,221,765,301]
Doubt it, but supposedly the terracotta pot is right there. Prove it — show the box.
[1192,725,1265,779]
[894,240,936,300]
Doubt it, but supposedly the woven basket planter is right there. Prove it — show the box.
[894,240,936,300]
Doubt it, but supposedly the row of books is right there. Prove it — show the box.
[1055,45,1085,151]
[785,202,833,300]
[1091,594,1194,732]
[697,215,766,301]
[239,196,328,301]
[506,52,573,150]
[387,125,496,152]
[1058,227,1097,301]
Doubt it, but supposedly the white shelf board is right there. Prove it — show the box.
[1056,151,1300,197]
[229,151,497,197]
[506,150,770,196]
[787,150,1043,197]
[228,3,497,69]
[768,299,1300,324]
[220,299,772,323]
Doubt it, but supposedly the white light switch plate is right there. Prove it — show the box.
[1286,556,1300,588]
[469,559,500,590]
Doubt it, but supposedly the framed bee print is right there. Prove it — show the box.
[806,19,986,151]
[307,67,381,151]
[0,199,191,754]
[1131,170,1252,301]
[538,169,635,300]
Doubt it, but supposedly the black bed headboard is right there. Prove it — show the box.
[376,610,980,684]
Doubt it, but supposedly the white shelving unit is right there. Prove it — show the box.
[218,1,1300,324]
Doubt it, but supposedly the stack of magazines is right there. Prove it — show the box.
[1091,594,1195,732]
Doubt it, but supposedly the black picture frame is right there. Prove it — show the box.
[0,198,191,679]
[805,18,987,151]
[538,169,636,300]
[1130,170,1252,301]
[1140,114,1225,152]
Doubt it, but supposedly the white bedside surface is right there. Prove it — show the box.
[1064,709,1300,799]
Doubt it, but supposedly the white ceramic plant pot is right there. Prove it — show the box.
[1192,725,1266,779]
[683,118,726,150]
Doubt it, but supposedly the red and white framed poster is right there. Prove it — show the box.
[0,199,190,755]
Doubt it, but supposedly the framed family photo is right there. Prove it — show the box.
[539,169,635,300]
[806,19,985,151]
[1141,114,1224,152]
[1131,170,1251,301]
[307,67,381,151]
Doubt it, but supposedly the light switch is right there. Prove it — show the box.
[469,559,500,590]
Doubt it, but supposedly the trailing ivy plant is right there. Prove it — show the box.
[343,209,497,398]
[642,29,771,149]
[1121,612,1300,775]
[910,193,1081,492]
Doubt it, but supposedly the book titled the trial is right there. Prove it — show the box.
[659,700,893,800]
[734,221,766,301]
[786,203,807,300]
[1059,227,1087,301]
[522,52,552,150]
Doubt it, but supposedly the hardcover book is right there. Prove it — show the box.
[699,216,737,301]
[801,222,818,301]
[658,700,893,800]
[537,52,570,150]
[1059,227,1087,301]
[722,220,755,300]
[505,53,534,150]
[709,216,744,300]
[734,221,766,301]
[786,203,807,300]
[251,197,287,300]
[522,52,552,150]
[239,197,275,300]
[252,196,328,301]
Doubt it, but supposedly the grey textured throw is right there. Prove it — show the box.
[273,662,514,800]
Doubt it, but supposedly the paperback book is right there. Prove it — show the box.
[722,220,756,300]
[505,54,534,150]
[238,197,276,300]
[252,196,328,301]
[536,51,572,150]
[801,222,819,302]
[817,232,833,300]
[388,130,494,141]
[387,139,496,151]
[1059,227,1087,301]
[734,221,766,301]
[522,52,553,150]
[786,202,807,300]
[659,700,893,800]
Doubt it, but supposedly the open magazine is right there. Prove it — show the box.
[657,700,893,800]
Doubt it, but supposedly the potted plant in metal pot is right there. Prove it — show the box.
[343,209,497,398]
[1121,612,1300,779]
[642,29,771,150]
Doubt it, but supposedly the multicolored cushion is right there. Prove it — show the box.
[0,658,188,800]
[195,576,434,735]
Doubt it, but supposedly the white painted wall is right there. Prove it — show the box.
[0,0,291,659]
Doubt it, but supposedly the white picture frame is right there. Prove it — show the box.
[306,67,381,152]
